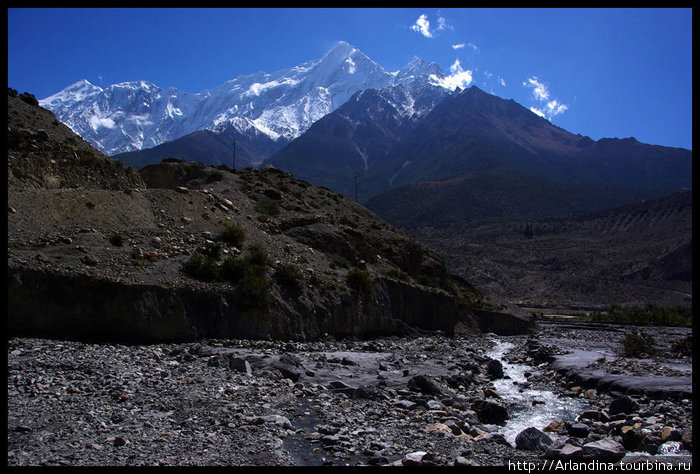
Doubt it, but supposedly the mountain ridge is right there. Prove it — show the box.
[39,41,449,161]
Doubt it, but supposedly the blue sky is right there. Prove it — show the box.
[7,8,692,149]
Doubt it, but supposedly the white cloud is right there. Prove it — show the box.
[546,99,568,117]
[411,14,432,38]
[524,76,568,120]
[468,42,478,52]
[529,107,546,118]
[429,59,473,91]
[525,76,550,101]
[499,77,506,87]
[452,43,465,49]
[89,116,116,130]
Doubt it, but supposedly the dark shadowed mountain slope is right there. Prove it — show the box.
[113,126,289,170]
[264,85,691,202]
[263,83,449,197]
[365,168,668,229]
[406,189,692,310]
[369,86,691,195]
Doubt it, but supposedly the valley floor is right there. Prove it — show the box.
[7,322,692,467]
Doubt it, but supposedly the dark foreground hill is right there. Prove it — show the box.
[7,89,531,342]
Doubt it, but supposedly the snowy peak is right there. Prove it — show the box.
[397,56,444,82]
[39,41,448,157]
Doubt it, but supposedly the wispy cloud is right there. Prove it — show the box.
[523,76,568,119]
[452,43,465,49]
[436,13,453,32]
[467,42,478,52]
[430,59,473,91]
[410,14,432,38]
[499,77,506,87]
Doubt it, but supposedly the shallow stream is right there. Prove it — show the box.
[485,338,588,446]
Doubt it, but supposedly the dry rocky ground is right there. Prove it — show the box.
[7,323,692,467]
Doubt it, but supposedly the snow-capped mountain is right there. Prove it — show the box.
[40,41,449,159]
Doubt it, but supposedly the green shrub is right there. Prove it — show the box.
[182,253,220,282]
[619,330,656,358]
[220,220,246,246]
[219,246,270,309]
[347,268,372,294]
[254,196,280,217]
[247,244,269,266]
[274,264,304,294]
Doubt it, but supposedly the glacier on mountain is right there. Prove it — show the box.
[39,41,449,156]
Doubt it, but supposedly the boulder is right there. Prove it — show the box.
[581,439,626,462]
[608,395,639,416]
[486,359,504,379]
[407,375,445,397]
[545,442,584,460]
[228,356,252,375]
[471,399,510,425]
[567,423,591,438]
[515,427,552,452]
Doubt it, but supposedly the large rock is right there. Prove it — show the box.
[471,399,510,425]
[581,439,626,462]
[486,359,504,379]
[407,375,445,397]
[608,395,639,416]
[515,427,552,452]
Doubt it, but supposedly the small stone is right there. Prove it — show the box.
[113,436,127,447]
[661,427,682,442]
[144,250,159,262]
[543,419,566,433]
[83,255,99,266]
[402,451,427,466]
[426,423,453,435]
[486,359,504,379]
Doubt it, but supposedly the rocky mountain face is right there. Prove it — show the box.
[7,91,532,342]
[39,42,449,169]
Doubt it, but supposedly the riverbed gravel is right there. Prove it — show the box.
[7,321,693,466]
